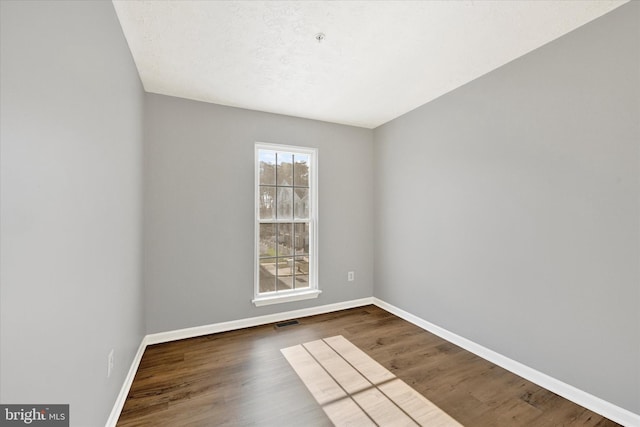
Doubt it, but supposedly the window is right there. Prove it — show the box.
[253,143,319,306]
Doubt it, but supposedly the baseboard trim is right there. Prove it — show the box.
[145,297,374,345]
[105,338,147,427]
[105,297,374,426]
[372,297,640,427]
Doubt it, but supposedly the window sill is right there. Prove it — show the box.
[252,289,322,307]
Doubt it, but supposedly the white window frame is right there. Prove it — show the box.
[253,142,320,306]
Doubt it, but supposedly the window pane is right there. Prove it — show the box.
[259,224,276,257]
[259,186,276,220]
[259,151,276,185]
[277,223,293,256]
[294,223,309,255]
[294,154,309,187]
[294,188,309,219]
[277,187,293,219]
[256,145,316,299]
[277,152,293,186]
[259,258,277,293]
[294,257,310,289]
[277,258,294,291]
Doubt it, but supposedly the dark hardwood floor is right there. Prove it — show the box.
[117,305,620,426]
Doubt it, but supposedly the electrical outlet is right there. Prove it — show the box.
[107,349,114,378]
[347,271,355,282]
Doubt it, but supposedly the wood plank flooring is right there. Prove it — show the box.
[282,336,462,426]
[117,306,621,426]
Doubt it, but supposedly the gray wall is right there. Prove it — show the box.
[374,2,639,414]
[144,94,374,333]
[0,1,144,425]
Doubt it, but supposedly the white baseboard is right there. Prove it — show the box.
[372,297,640,427]
[145,297,374,345]
[105,339,147,427]
[105,297,374,426]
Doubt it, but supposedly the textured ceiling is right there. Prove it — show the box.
[113,1,627,129]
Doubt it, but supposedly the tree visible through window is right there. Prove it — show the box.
[255,144,318,303]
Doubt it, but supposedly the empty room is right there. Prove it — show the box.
[1,1,638,426]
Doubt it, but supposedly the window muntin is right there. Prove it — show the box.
[254,144,318,304]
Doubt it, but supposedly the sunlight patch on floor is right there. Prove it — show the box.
[281,335,463,426]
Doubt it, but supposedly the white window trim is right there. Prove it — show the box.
[252,142,320,307]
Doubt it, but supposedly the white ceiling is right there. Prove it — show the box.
[113,1,627,129]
